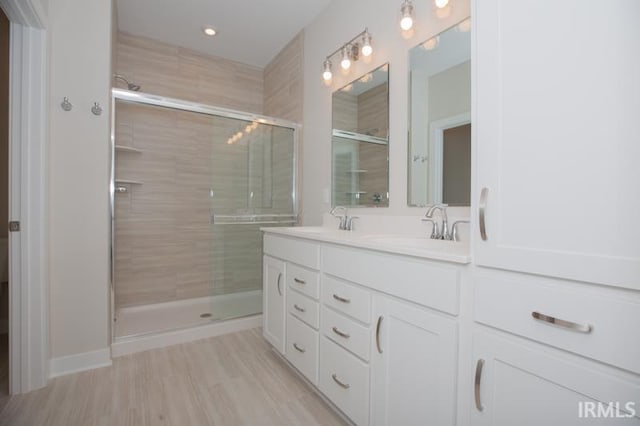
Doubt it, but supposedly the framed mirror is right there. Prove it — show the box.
[332,63,389,208]
[407,19,471,207]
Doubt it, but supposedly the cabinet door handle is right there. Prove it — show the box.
[332,294,351,303]
[531,311,592,333]
[293,343,306,353]
[332,326,350,339]
[375,316,383,354]
[331,373,350,389]
[276,273,282,296]
[479,187,489,241]
[294,278,306,284]
[474,359,485,412]
[293,304,306,313]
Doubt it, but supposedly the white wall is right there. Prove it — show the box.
[48,0,112,358]
[302,0,470,224]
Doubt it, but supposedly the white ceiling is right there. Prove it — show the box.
[116,0,332,68]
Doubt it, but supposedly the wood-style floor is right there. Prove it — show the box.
[0,328,346,426]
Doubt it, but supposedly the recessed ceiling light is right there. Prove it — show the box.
[203,27,217,36]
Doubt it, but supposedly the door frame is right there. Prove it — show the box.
[0,0,48,394]
[429,112,471,204]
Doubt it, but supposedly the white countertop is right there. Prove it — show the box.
[261,226,471,264]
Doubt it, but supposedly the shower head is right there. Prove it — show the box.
[114,74,141,92]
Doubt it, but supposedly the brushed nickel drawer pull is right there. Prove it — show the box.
[331,373,350,389]
[293,304,306,313]
[332,294,351,303]
[479,187,489,241]
[294,278,306,285]
[474,359,485,411]
[375,316,383,354]
[332,326,350,339]
[293,343,306,353]
[531,311,592,333]
[276,273,282,296]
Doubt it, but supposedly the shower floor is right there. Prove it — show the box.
[115,290,262,338]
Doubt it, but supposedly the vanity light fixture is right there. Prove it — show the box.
[434,0,450,8]
[321,28,373,82]
[400,0,415,31]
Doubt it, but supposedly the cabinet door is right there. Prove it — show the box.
[263,256,285,354]
[371,295,458,426]
[473,0,640,288]
[471,331,640,426]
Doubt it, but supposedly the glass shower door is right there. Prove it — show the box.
[208,116,296,321]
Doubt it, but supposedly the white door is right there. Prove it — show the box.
[473,0,640,288]
[371,295,457,426]
[471,330,640,426]
[262,255,285,354]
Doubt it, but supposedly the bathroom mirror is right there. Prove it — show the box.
[332,63,389,208]
[407,19,471,207]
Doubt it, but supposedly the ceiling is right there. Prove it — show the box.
[116,0,332,68]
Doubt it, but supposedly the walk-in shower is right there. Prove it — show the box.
[110,89,297,340]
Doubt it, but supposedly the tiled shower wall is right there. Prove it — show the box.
[114,32,302,308]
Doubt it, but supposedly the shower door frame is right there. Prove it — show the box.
[109,88,300,342]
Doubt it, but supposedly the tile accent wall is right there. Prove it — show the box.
[116,32,264,114]
[114,32,300,308]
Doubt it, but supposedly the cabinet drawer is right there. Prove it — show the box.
[288,289,319,330]
[263,234,320,270]
[322,275,371,324]
[287,263,320,300]
[322,245,460,315]
[475,274,640,374]
[286,315,319,385]
[321,306,370,362]
[319,337,369,426]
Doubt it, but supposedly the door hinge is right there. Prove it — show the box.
[9,221,20,232]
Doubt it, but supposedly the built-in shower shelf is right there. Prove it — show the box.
[115,145,143,153]
[346,169,368,173]
[115,179,143,185]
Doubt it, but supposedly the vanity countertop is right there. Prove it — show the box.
[261,226,471,264]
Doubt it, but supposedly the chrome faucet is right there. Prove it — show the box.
[330,206,348,230]
[424,204,450,240]
[450,220,470,242]
[330,206,358,231]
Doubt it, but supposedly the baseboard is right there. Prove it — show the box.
[111,314,262,357]
[49,348,112,379]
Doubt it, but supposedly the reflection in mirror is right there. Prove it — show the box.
[332,63,389,208]
[408,19,471,207]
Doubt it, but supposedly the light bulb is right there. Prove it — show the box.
[361,32,373,57]
[434,0,449,8]
[322,59,333,81]
[340,46,351,70]
[400,0,414,31]
[342,84,353,92]
[360,73,373,83]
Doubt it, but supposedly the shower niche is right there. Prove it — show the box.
[111,90,297,339]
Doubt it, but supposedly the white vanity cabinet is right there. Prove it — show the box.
[262,255,285,354]
[371,295,458,426]
[471,330,640,426]
[262,230,465,425]
[473,0,640,289]
[470,270,640,425]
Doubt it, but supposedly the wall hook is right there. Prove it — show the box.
[60,97,72,111]
[91,102,103,116]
